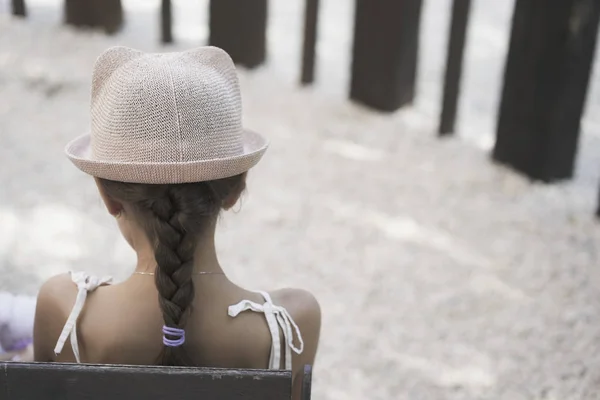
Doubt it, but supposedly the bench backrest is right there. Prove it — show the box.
[1,362,312,400]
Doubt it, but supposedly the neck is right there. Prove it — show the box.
[132,222,224,276]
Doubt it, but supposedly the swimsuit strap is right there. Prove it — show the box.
[228,291,304,370]
[53,272,113,363]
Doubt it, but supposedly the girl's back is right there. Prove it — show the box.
[36,273,318,371]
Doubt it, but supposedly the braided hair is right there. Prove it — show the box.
[97,173,246,365]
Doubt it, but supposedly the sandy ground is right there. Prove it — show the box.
[2,1,600,399]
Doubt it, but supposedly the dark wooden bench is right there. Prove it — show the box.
[0,362,312,400]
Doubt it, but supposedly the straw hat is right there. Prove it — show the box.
[65,46,268,184]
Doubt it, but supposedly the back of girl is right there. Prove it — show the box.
[31,46,321,398]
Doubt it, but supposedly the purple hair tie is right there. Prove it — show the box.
[162,326,185,347]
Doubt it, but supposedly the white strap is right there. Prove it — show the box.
[53,272,112,363]
[228,291,304,370]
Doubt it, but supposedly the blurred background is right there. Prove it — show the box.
[1,0,600,399]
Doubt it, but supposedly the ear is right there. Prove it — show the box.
[222,173,247,210]
[222,191,242,210]
[94,178,124,216]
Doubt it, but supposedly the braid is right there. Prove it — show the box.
[97,174,246,366]
[144,190,197,365]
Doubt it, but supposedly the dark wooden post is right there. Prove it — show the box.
[493,0,600,182]
[64,0,123,35]
[301,0,319,84]
[11,0,26,17]
[439,0,472,136]
[350,0,424,112]
[161,0,173,44]
[209,0,267,69]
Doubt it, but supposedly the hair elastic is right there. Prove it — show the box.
[162,326,185,347]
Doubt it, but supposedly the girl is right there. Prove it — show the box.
[31,46,321,397]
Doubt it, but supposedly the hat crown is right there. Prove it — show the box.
[90,46,243,164]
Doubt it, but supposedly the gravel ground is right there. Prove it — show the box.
[2,1,600,399]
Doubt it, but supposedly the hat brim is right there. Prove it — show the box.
[65,129,268,184]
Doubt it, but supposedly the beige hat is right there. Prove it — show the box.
[65,46,268,184]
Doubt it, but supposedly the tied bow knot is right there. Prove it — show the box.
[72,272,113,291]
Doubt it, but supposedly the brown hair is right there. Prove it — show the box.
[97,173,246,366]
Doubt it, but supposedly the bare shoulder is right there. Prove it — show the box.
[37,272,77,312]
[38,273,78,310]
[270,288,321,356]
[269,288,321,394]
[269,288,322,342]
[39,273,76,295]
[270,288,321,322]
[33,273,77,361]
